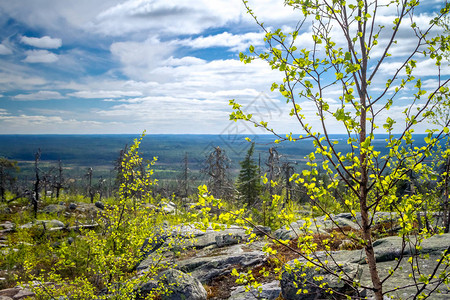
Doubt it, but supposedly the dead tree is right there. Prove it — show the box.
[86,167,95,203]
[202,146,234,200]
[178,152,191,198]
[265,147,281,199]
[33,149,41,218]
[53,160,65,199]
[281,161,296,204]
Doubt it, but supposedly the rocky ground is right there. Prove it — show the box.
[0,203,449,299]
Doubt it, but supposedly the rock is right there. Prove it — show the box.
[158,201,176,214]
[0,288,17,298]
[333,233,450,264]
[140,234,168,257]
[167,225,247,250]
[68,203,77,210]
[281,259,362,300]
[0,221,15,234]
[193,228,247,249]
[229,281,281,300]
[336,211,399,229]
[12,289,34,300]
[20,219,65,231]
[138,269,206,300]
[359,253,449,299]
[176,243,266,284]
[0,296,13,300]
[252,225,272,237]
[72,203,101,217]
[274,215,360,240]
[66,223,98,231]
[0,287,34,300]
[41,204,65,214]
[287,233,450,299]
[1,207,12,214]
[349,233,450,264]
[215,232,243,247]
[94,201,104,210]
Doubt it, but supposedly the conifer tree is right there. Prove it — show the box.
[237,142,261,206]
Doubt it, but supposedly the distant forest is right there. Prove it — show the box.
[0,133,430,197]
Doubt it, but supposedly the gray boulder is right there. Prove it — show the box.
[281,259,362,300]
[20,219,65,231]
[94,201,104,210]
[0,221,15,234]
[176,243,266,284]
[274,215,360,240]
[336,211,399,227]
[229,281,281,300]
[41,204,66,214]
[138,269,206,300]
[252,225,272,237]
[359,253,449,299]
[215,232,243,247]
[177,251,266,283]
[279,233,450,299]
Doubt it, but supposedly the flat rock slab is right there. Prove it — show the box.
[138,269,207,300]
[229,281,281,300]
[0,288,35,300]
[41,204,66,214]
[175,243,267,284]
[359,254,449,299]
[20,219,65,230]
[274,215,360,240]
[279,233,450,299]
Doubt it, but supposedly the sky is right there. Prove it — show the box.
[0,0,448,135]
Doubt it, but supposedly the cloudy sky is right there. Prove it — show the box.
[0,0,448,134]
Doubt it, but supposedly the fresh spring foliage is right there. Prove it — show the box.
[13,133,189,299]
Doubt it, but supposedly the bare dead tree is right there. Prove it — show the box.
[33,149,41,218]
[202,146,234,200]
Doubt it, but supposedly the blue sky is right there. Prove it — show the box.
[0,0,448,134]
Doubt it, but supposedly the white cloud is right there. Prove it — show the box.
[378,58,450,77]
[0,61,47,88]
[110,39,176,81]
[0,44,12,55]
[165,56,205,66]
[68,90,142,98]
[23,50,59,63]
[90,0,242,36]
[20,35,62,49]
[179,32,264,52]
[13,91,64,101]
[0,113,115,134]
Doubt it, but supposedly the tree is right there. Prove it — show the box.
[202,146,234,200]
[237,142,262,206]
[265,147,281,198]
[32,149,41,218]
[53,160,65,200]
[0,157,19,202]
[85,167,95,203]
[178,152,192,198]
[228,0,450,299]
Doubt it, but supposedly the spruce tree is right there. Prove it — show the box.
[237,142,261,206]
